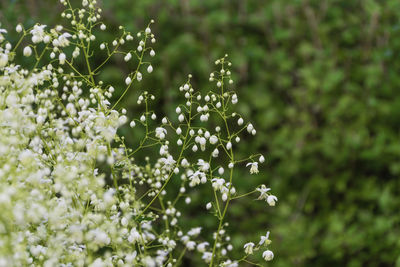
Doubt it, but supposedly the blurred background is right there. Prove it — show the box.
[1,0,400,266]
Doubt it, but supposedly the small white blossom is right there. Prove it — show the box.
[246,162,259,174]
[23,46,32,57]
[243,242,255,255]
[267,195,278,206]
[16,24,23,33]
[59,52,66,64]
[259,231,271,246]
[262,250,274,261]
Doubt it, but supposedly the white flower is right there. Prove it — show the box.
[145,27,151,34]
[259,231,271,246]
[247,123,254,133]
[211,178,225,191]
[100,24,106,30]
[56,32,71,47]
[150,49,155,57]
[147,65,153,73]
[125,76,132,85]
[124,52,132,62]
[0,53,8,68]
[160,155,176,167]
[192,144,198,152]
[197,159,210,171]
[256,185,271,200]
[267,195,278,206]
[226,141,232,150]
[206,202,212,210]
[189,171,206,187]
[237,118,243,125]
[197,242,209,253]
[137,72,142,81]
[188,227,202,236]
[155,127,167,139]
[243,242,255,255]
[202,252,212,263]
[16,24,23,33]
[212,148,219,157]
[262,250,274,261]
[30,24,46,43]
[23,46,32,57]
[259,155,265,163]
[209,135,218,145]
[186,241,196,250]
[246,162,259,174]
[59,53,66,64]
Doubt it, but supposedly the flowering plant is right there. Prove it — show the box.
[0,0,277,266]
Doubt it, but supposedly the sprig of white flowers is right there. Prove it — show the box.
[0,0,277,266]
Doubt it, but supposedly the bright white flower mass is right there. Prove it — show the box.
[0,2,277,266]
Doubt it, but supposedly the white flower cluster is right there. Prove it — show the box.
[0,0,277,266]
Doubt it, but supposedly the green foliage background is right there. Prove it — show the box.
[1,0,400,265]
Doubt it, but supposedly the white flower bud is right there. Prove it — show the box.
[59,53,66,64]
[263,250,274,261]
[124,53,132,62]
[16,24,23,33]
[23,46,32,57]
[226,142,232,150]
[209,135,218,145]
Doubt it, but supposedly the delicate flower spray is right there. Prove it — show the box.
[0,0,277,266]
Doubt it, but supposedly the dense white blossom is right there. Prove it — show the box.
[0,4,276,266]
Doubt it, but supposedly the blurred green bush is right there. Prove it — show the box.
[2,0,400,265]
